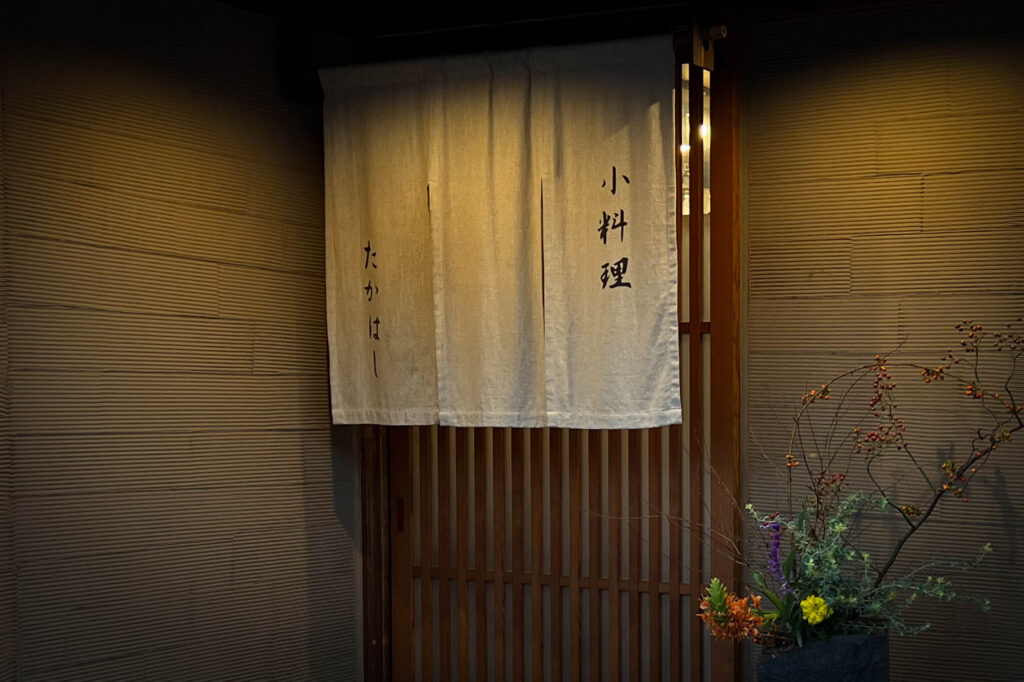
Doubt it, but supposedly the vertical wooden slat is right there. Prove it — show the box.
[456,429,471,682]
[671,50,688,682]
[420,426,434,682]
[688,63,706,682]
[668,424,683,682]
[437,427,452,680]
[361,426,385,682]
[588,431,602,682]
[568,431,583,682]
[493,429,508,682]
[648,428,663,682]
[391,428,415,682]
[381,427,393,682]
[511,430,526,682]
[627,430,642,682]
[381,428,394,682]
[608,430,622,682]
[709,33,742,682]
[474,428,488,682]
[362,425,395,681]
[550,429,564,682]
[530,429,544,682]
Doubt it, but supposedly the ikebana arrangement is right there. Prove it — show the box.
[699,319,1023,670]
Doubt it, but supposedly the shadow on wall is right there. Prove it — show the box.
[984,466,1018,589]
[1,0,355,679]
[299,423,364,681]
[303,424,363,679]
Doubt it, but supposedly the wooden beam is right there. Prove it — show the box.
[568,430,583,682]
[551,430,564,681]
[649,427,663,682]
[474,428,489,682]
[493,428,508,682]
[437,427,452,678]
[530,430,544,682]
[588,430,603,682]
[687,63,706,682]
[668,424,684,681]
[419,426,435,681]
[390,427,415,681]
[360,425,390,682]
[628,430,642,682]
[511,430,526,681]
[608,431,622,682]
[708,27,743,682]
[670,43,686,682]
[456,429,471,682]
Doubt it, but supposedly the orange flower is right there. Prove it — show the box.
[699,591,764,641]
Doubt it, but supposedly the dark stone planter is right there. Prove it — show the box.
[758,633,889,682]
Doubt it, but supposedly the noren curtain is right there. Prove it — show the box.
[321,35,680,428]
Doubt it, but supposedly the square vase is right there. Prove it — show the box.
[757,633,889,682]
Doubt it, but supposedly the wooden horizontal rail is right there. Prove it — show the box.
[679,321,711,334]
[410,566,693,596]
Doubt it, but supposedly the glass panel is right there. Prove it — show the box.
[679,63,691,322]
[542,431,550,574]
[640,429,650,579]
[680,338,691,584]
[486,429,494,571]
[702,70,712,323]
[701,336,712,582]
[414,579,423,682]
[681,595,692,682]
[660,426,671,579]
[468,429,477,560]
[413,429,422,563]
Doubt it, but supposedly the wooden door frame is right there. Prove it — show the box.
[357,27,743,682]
[707,26,743,682]
[678,22,743,682]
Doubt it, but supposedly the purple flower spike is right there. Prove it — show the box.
[763,521,791,594]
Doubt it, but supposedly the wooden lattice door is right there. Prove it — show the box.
[388,425,701,682]
[373,36,740,682]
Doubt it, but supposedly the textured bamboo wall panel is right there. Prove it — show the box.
[742,2,1024,680]
[0,0,357,680]
[1,76,14,682]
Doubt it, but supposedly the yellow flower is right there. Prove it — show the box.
[800,595,832,625]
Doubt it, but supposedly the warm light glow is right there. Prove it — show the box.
[680,143,691,153]
[699,123,709,139]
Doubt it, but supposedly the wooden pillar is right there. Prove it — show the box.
[709,28,742,682]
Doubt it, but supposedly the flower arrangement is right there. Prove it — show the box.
[699,318,1023,648]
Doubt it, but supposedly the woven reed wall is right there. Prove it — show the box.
[1,76,12,682]
[0,0,359,679]
[741,2,1024,679]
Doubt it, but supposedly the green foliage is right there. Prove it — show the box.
[705,577,728,624]
[727,319,1023,647]
[745,487,995,645]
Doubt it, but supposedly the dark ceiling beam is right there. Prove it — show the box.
[313,2,693,65]
[236,0,696,102]
[228,1,692,43]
